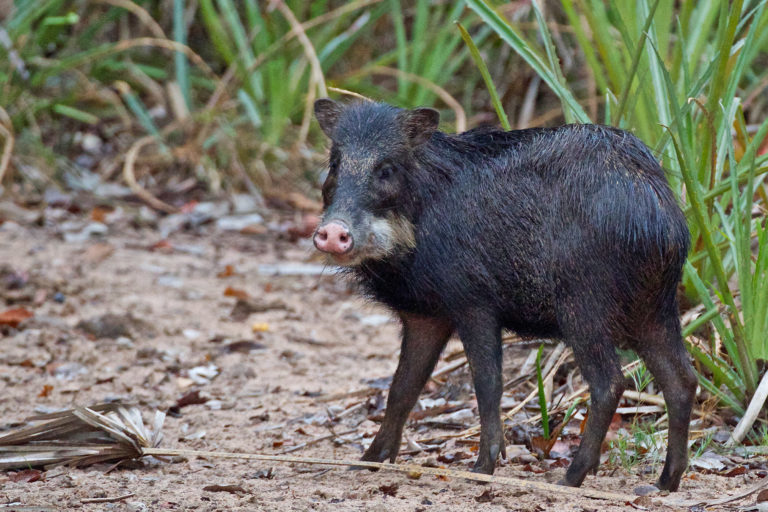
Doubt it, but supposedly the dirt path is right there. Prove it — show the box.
[0,220,764,511]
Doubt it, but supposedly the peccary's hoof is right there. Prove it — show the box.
[470,442,501,477]
[556,477,581,487]
[357,444,394,471]
[655,477,679,492]
[348,464,379,472]
[471,460,496,475]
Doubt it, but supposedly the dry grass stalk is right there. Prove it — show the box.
[270,0,327,146]
[327,87,373,102]
[367,66,467,132]
[0,105,14,186]
[122,134,179,213]
[94,0,167,38]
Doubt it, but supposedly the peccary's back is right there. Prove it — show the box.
[360,124,689,334]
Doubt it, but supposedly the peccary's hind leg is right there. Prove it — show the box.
[561,330,625,487]
[362,313,452,464]
[635,317,696,491]
[456,312,505,475]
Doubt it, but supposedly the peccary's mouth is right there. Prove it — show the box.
[324,214,416,267]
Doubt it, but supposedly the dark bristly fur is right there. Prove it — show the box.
[313,99,696,491]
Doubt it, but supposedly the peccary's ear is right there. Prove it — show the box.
[314,98,343,138]
[400,107,440,145]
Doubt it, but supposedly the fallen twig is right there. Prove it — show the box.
[279,428,358,455]
[318,387,379,403]
[81,492,135,504]
[141,446,635,502]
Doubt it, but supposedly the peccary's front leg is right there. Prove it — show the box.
[362,313,453,463]
[456,312,506,474]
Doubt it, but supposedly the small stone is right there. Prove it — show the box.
[633,484,660,496]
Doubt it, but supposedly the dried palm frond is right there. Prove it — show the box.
[0,403,164,470]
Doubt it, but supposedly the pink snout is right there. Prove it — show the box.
[314,221,353,255]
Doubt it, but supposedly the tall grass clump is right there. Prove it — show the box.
[1,1,523,194]
[463,0,768,428]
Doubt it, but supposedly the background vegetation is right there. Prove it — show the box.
[1,0,767,447]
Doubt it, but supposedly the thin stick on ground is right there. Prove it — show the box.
[81,493,136,504]
[279,428,358,455]
[141,447,636,502]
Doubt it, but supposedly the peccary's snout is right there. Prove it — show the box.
[314,220,353,255]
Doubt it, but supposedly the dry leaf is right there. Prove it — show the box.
[231,297,288,321]
[217,265,236,278]
[223,287,249,300]
[474,489,495,503]
[722,466,748,477]
[240,224,267,235]
[180,200,198,214]
[220,340,267,354]
[630,496,652,509]
[83,242,115,264]
[251,322,269,333]
[437,451,472,464]
[90,207,111,223]
[202,484,247,494]
[8,469,44,483]
[378,483,398,497]
[38,384,53,398]
[522,463,546,474]
[150,240,174,253]
[0,307,33,327]
[286,192,322,213]
[283,214,320,241]
[170,390,207,414]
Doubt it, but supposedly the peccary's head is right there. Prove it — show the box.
[312,99,439,266]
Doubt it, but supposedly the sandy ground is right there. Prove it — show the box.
[0,217,766,511]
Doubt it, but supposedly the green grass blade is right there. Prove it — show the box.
[666,125,758,394]
[173,0,190,109]
[456,22,510,130]
[561,0,609,94]
[52,104,99,125]
[388,0,408,94]
[535,345,550,440]
[615,0,662,124]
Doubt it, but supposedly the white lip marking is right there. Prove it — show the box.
[320,214,416,267]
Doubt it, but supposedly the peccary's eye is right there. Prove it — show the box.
[377,164,394,181]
